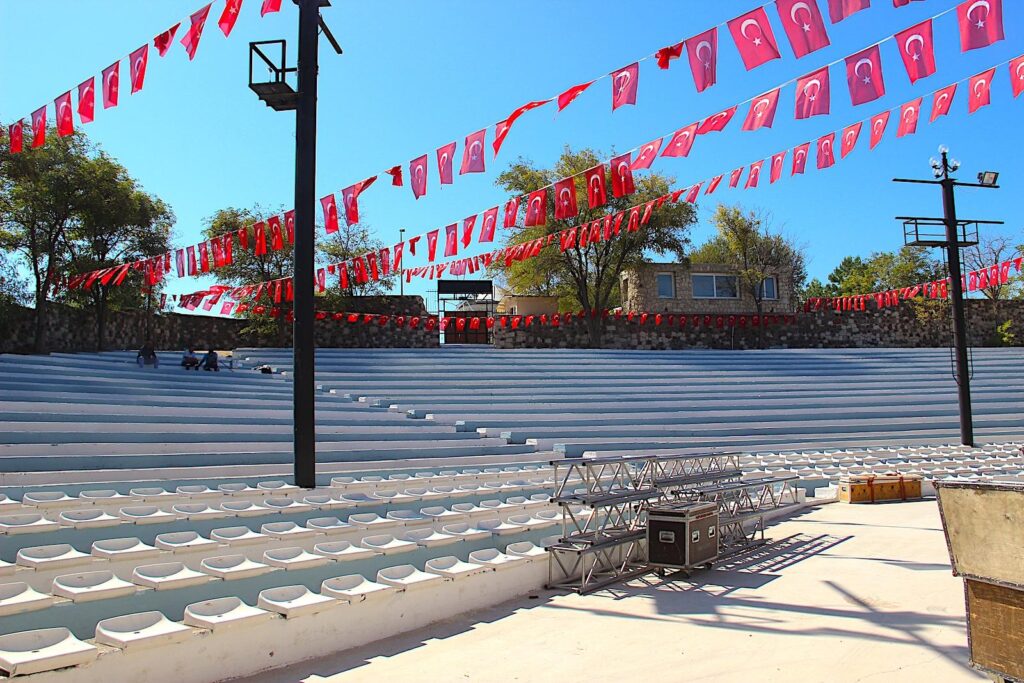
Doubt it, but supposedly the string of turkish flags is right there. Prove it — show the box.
[4,0,291,154]
[804,255,1024,314]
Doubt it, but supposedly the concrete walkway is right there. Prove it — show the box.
[244,501,983,683]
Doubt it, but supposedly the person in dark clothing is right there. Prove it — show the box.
[201,349,219,372]
[137,341,159,369]
[181,347,200,370]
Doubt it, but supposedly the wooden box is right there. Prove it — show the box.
[837,474,923,504]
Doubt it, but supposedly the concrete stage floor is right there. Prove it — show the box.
[245,500,983,683]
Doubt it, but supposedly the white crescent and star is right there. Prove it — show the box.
[790,1,813,32]
[559,187,572,206]
[674,129,692,146]
[469,140,482,160]
[616,162,630,181]
[753,96,772,119]
[936,92,950,109]
[614,69,633,98]
[854,58,874,85]
[904,34,925,61]
[795,149,807,164]
[105,70,118,96]
[974,78,988,98]
[903,105,918,123]
[966,0,991,28]
[695,40,713,70]
[740,18,763,45]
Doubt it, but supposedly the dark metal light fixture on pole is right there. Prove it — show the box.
[894,147,1003,447]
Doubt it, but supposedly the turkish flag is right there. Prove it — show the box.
[611,153,635,198]
[254,221,268,255]
[342,176,376,225]
[175,249,186,277]
[895,20,936,84]
[222,233,233,265]
[795,67,830,119]
[930,84,957,121]
[462,215,476,248]
[554,178,578,220]
[8,121,22,154]
[729,167,744,188]
[745,160,764,189]
[611,63,639,110]
[792,142,810,175]
[896,98,922,137]
[154,24,180,57]
[841,122,862,158]
[391,242,404,271]
[817,133,836,169]
[584,165,607,208]
[460,129,486,174]
[706,174,725,194]
[198,242,210,272]
[969,68,995,113]
[284,210,295,243]
[444,224,458,257]
[655,43,683,69]
[1010,55,1024,97]
[436,142,456,185]
[524,189,547,227]
[426,229,439,261]
[30,107,46,148]
[187,245,198,274]
[742,88,780,131]
[385,165,403,186]
[869,110,890,148]
[102,62,119,109]
[219,0,243,36]
[407,235,420,256]
[728,7,781,70]
[770,151,786,182]
[492,101,547,156]
[827,0,870,22]
[77,78,95,123]
[958,0,1003,52]
[261,0,282,16]
[480,207,498,243]
[180,4,213,61]
[129,45,148,94]
[557,81,593,111]
[320,194,339,234]
[698,106,737,134]
[55,92,74,137]
[409,155,428,199]
[776,0,831,58]
[503,198,520,227]
[685,28,718,93]
[846,45,886,106]
[662,123,698,157]
[685,183,702,203]
[631,138,662,170]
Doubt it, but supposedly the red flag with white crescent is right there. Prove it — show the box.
[742,88,780,131]
[8,120,23,154]
[503,198,520,228]
[218,0,243,36]
[792,142,810,175]
[841,122,862,158]
[817,133,836,169]
[55,92,74,137]
[895,20,936,84]
[729,168,744,188]
[409,155,428,199]
[436,142,456,185]
[957,0,1003,52]
[554,178,579,220]
[869,110,890,148]
[770,151,786,183]
[284,210,295,243]
[461,215,476,248]
[426,229,439,261]
[524,189,547,227]
[392,242,404,271]
[727,7,781,70]
[320,194,339,234]
[697,106,737,134]
[444,224,458,257]
[930,84,957,121]
[610,63,639,110]
[407,235,420,256]
[745,160,764,189]
[180,4,213,61]
[827,0,870,23]
[341,176,376,226]
[1010,55,1024,97]
[385,165,403,186]
[795,67,830,119]
[492,100,547,157]
[968,68,995,113]
[584,165,607,208]
[631,138,662,170]
[661,123,698,157]
[896,98,922,137]
[77,78,95,123]
[655,43,683,69]
[705,174,725,194]
[129,45,148,94]
[685,183,702,203]
[845,45,886,106]
[685,27,718,93]
[154,23,180,57]
[557,81,594,111]
[610,153,635,198]
[253,222,267,255]
[30,107,46,148]
[261,0,282,16]
[776,0,831,58]
[480,207,498,243]
[460,129,486,174]
[102,62,119,109]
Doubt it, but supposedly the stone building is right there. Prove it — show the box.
[620,262,795,314]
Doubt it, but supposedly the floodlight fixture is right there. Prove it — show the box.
[978,171,999,187]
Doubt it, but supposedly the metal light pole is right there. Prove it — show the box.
[399,228,405,296]
[894,148,1002,447]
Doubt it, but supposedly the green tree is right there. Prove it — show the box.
[819,248,944,296]
[964,234,1021,300]
[0,251,29,321]
[492,147,697,345]
[318,220,397,304]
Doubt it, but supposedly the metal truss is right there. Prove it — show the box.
[547,535,648,594]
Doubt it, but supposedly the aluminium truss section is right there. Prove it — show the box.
[547,532,648,594]
[551,455,649,500]
[643,452,743,490]
[557,489,659,545]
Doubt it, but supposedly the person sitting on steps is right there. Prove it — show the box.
[181,347,200,370]
[136,341,159,369]
[201,348,219,372]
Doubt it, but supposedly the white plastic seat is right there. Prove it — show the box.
[373,489,416,503]
[184,597,274,631]
[506,541,547,561]
[339,493,377,507]
[95,611,193,649]
[218,500,269,517]
[329,476,358,488]
[419,506,461,522]
[504,496,532,508]
[0,628,96,677]
[129,487,176,501]
[505,514,548,530]
[217,483,259,495]
[468,548,525,567]
[176,485,219,499]
[312,540,378,561]
[302,494,348,510]
[403,487,443,500]
[401,528,459,548]
[305,516,352,535]
[52,570,136,602]
[261,521,317,540]
[425,556,488,579]
[21,491,76,508]
[377,564,444,590]
[0,514,60,535]
[79,489,131,503]
[211,526,266,546]
[479,499,514,512]
[200,555,274,580]
[477,518,523,536]
[440,523,490,542]
[263,497,314,513]
[529,493,550,503]
[348,513,399,530]
[155,531,218,553]
[0,495,18,509]
[257,480,299,494]
[118,506,176,525]
[430,486,457,497]
[263,547,331,571]
[16,543,92,570]
[257,585,335,618]
[321,575,397,602]
[360,534,417,555]
[0,582,54,616]
[172,503,229,521]
[386,510,429,526]
[132,562,210,590]
[451,503,486,516]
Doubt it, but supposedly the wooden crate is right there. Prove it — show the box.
[837,474,922,504]
[966,579,1024,681]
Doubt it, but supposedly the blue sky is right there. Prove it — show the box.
[2,0,1022,312]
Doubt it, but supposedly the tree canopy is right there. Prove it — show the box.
[804,247,946,298]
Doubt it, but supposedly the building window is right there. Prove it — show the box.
[656,273,675,299]
[692,274,739,299]
[621,276,629,302]
[759,277,778,300]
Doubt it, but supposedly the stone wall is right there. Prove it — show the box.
[492,299,1024,350]
[0,296,438,354]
